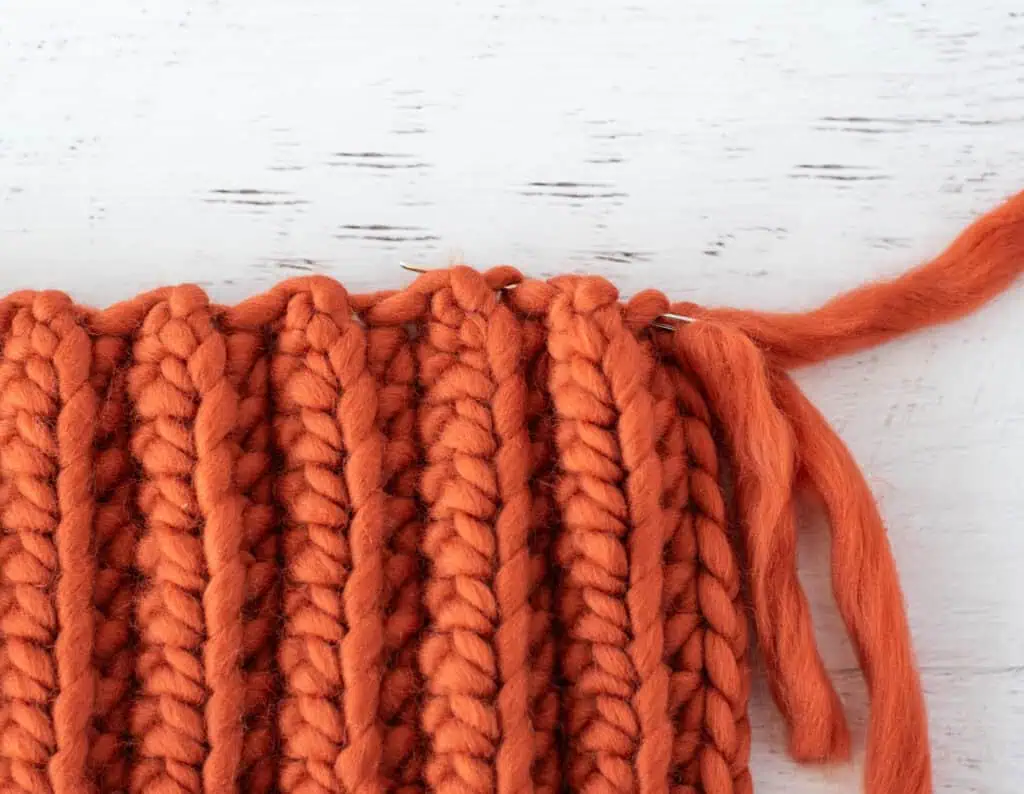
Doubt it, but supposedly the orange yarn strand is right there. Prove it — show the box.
[0,189,1021,794]
[771,373,930,794]
[697,188,1024,368]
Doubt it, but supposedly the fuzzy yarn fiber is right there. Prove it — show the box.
[1,190,1022,794]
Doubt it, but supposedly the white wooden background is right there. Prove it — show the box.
[2,0,1022,791]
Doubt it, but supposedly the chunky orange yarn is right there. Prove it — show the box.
[0,190,1021,794]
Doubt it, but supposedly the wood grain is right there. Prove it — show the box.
[2,0,1022,790]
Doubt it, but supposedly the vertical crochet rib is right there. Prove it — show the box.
[0,294,97,794]
[0,187,1021,794]
[130,286,234,794]
[662,357,752,794]
[650,352,702,794]
[272,280,350,794]
[224,320,279,794]
[546,276,633,794]
[417,267,531,794]
[546,275,671,794]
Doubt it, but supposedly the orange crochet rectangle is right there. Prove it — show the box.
[2,188,1022,794]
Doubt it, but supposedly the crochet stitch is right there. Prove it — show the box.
[0,189,1021,794]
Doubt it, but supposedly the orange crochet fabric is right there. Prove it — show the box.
[0,190,1021,794]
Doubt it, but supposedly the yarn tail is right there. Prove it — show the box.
[701,188,1024,368]
[670,189,1023,794]
[773,374,931,794]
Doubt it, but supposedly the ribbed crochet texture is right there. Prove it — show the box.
[0,189,1022,794]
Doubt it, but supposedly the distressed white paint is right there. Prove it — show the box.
[2,0,1022,790]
